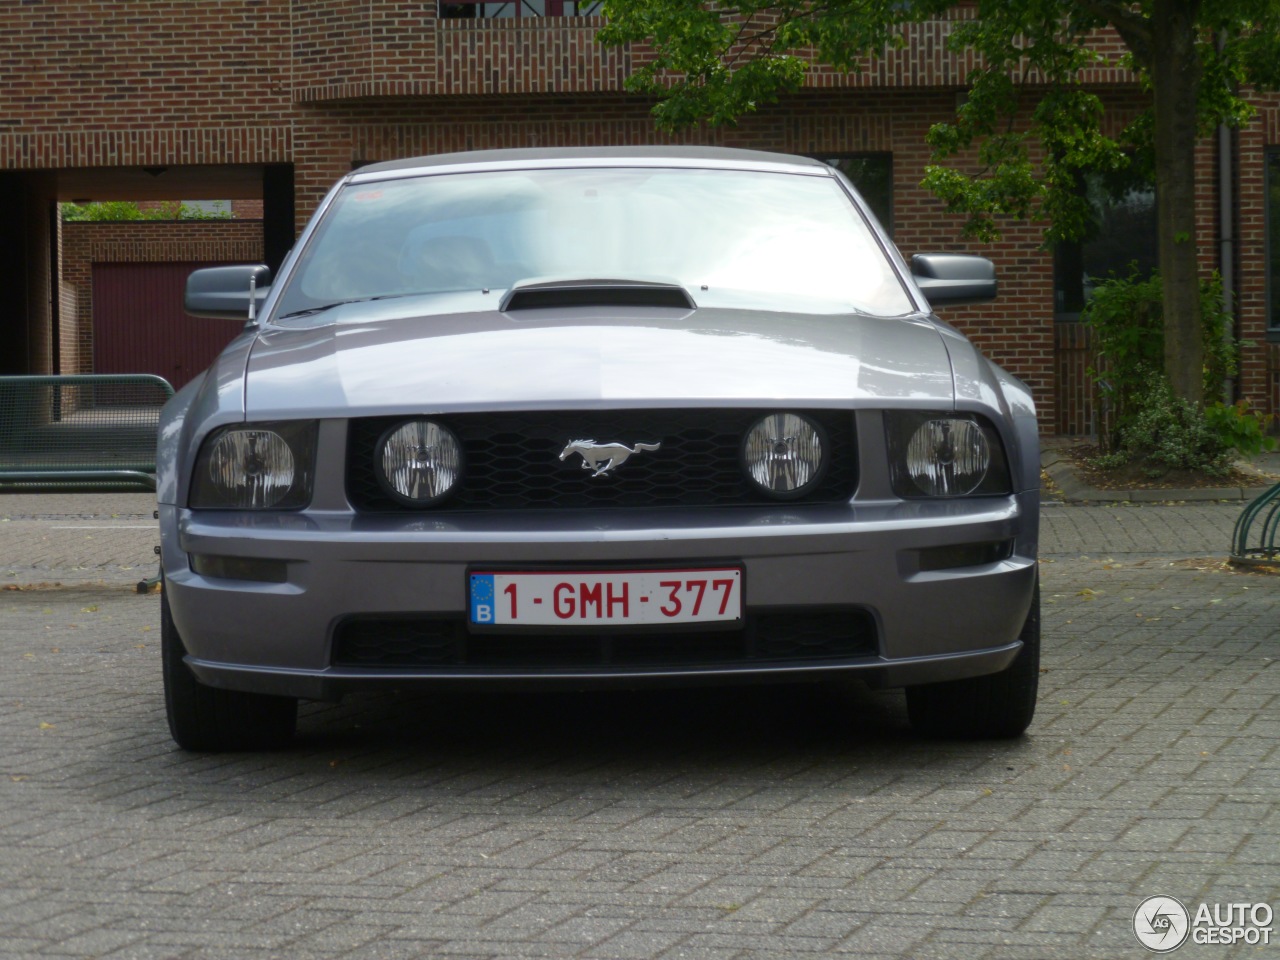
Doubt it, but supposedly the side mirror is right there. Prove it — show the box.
[910,254,997,306]
[185,264,272,320]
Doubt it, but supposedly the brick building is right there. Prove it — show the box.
[2,1,1277,431]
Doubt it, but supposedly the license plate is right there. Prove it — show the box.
[469,568,742,627]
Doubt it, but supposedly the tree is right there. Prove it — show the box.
[599,0,1280,405]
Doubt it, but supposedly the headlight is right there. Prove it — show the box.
[742,412,827,499]
[375,419,463,506]
[886,412,1011,497]
[190,422,316,509]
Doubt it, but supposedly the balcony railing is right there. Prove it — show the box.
[439,0,602,18]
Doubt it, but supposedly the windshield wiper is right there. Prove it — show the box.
[276,293,431,321]
[276,298,372,320]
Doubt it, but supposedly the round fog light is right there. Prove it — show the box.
[376,419,463,505]
[742,412,827,499]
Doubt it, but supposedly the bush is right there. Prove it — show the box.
[1083,267,1236,453]
[1082,267,1272,474]
[60,201,231,221]
[1100,379,1234,477]
[1204,399,1276,458]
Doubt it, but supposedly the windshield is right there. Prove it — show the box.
[272,166,914,320]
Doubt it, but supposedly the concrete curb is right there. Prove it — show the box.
[1040,445,1274,503]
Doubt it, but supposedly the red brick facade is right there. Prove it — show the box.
[2,1,1277,435]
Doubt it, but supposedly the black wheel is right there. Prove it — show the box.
[162,588,297,751]
[905,578,1040,739]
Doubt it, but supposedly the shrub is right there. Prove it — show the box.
[1101,379,1234,477]
[1081,267,1273,474]
[1082,267,1236,453]
[1204,399,1276,458]
[60,201,231,221]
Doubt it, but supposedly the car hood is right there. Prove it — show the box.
[242,306,956,418]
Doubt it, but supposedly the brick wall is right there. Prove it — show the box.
[292,5,994,101]
[0,0,293,129]
[2,2,1278,433]
[60,220,264,375]
[0,0,294,193]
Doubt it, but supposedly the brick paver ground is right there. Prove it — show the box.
[0,494,1276,958]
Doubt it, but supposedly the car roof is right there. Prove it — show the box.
[351,146,833,180]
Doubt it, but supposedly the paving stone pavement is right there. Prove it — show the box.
[0,493,1277,959]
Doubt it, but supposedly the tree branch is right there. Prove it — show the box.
[1072,0,1153,67]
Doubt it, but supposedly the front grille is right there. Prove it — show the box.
[331,609,878,670]
[346,409,856,512]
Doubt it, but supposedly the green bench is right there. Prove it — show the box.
[0,374,174,492]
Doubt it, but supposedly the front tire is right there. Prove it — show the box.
[905,579,1040,739]
[162,588,297,751]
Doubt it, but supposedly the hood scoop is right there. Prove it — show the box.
[499,278,697,312]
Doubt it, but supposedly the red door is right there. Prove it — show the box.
[92,262,248,392]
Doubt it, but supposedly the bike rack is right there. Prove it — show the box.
[1230,480,1280,564]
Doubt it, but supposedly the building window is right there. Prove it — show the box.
[1268,149,1280,331]
[440,0,602,17]
[1054,169,1157,320]
[818,154,893,236]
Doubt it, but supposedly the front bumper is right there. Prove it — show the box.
[160,492,1038,700]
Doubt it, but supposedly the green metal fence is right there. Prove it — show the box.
[0,374,174,491]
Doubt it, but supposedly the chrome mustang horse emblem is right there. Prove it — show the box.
[559,439,662,477]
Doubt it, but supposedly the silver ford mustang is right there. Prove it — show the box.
[159,147,1040,751]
